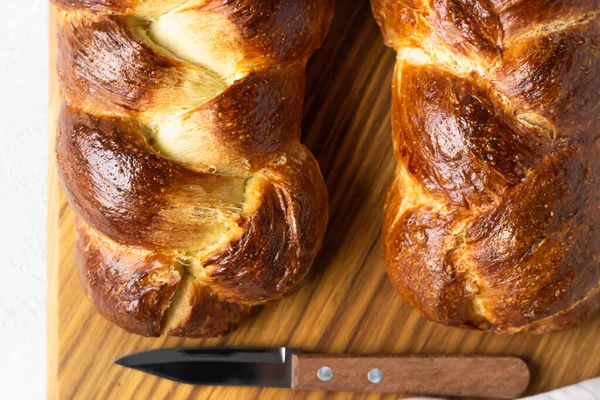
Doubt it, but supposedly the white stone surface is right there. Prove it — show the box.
[0,1,597,399]
[0,0,47,398]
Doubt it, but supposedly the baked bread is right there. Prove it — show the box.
[372,0,599,333]
[53,0,333,337]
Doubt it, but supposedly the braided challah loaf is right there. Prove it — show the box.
[53,0,333,337]
[373,0,599,333]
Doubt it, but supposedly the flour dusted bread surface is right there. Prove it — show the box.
[54,0,333,337]
[372,0,600,333]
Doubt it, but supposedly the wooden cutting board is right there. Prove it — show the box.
[47,3,600,399]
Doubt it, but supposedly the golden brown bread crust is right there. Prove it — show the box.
[54,0,333,337]
[76,220,253,337]
[373,0,600,333]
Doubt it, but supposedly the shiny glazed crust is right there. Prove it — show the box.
[53,0,333,337]
[372,0,600,333]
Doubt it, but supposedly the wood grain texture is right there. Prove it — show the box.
[291,354,529,398]
[48,3,600,400]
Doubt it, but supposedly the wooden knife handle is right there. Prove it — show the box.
[291,354,530,398]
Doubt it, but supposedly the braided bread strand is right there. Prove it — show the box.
[53,0,333,337]
[373,0,600,333]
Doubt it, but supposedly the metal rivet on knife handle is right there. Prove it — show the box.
[317,366,333,381]
[368,368,383,384]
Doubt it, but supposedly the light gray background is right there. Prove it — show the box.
[0,0,47,398]
[0,1,597,399]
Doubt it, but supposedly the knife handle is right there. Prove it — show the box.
[291,354,529,399]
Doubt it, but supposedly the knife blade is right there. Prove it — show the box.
[115,347,530,399]
[115,347,299,388]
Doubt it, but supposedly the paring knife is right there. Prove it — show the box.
[115,347,530,398]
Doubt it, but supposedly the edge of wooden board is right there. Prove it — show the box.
[47,6,59,400]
